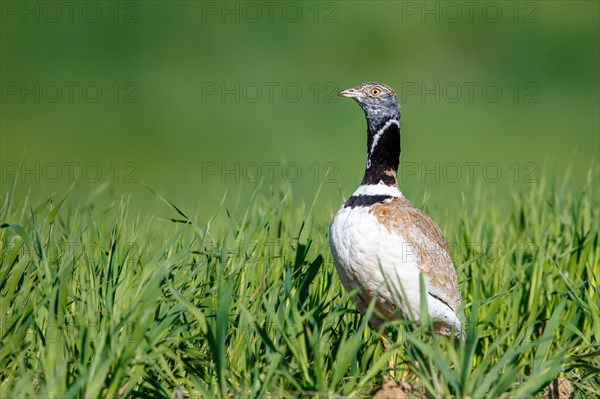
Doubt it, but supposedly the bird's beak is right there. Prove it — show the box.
[338,88,358,98]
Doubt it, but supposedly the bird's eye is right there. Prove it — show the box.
[371,88,381,96]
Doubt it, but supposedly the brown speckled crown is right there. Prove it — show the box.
[353,81,397,96]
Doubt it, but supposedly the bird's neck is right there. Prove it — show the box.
[361,118,400,187]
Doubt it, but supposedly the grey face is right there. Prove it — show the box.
[338,82,400,131]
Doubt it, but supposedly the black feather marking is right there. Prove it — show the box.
[362,120,400,186]
[343,195,392,208]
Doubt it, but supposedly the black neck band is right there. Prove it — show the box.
[361,120,400,186]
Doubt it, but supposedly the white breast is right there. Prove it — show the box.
[329,201,461,334]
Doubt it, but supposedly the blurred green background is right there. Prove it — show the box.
[1,1,598,220]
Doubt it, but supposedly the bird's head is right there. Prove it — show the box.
[338,82,400,126]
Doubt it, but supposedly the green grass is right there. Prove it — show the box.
[1,165,599,398]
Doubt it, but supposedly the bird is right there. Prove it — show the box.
[329,82,462,342]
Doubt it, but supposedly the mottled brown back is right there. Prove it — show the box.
[369,197,461,312]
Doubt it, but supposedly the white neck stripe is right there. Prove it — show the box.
[352,184,402,197]
[367,119,400,168]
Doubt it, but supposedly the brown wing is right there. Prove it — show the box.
[369,196,461,312]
